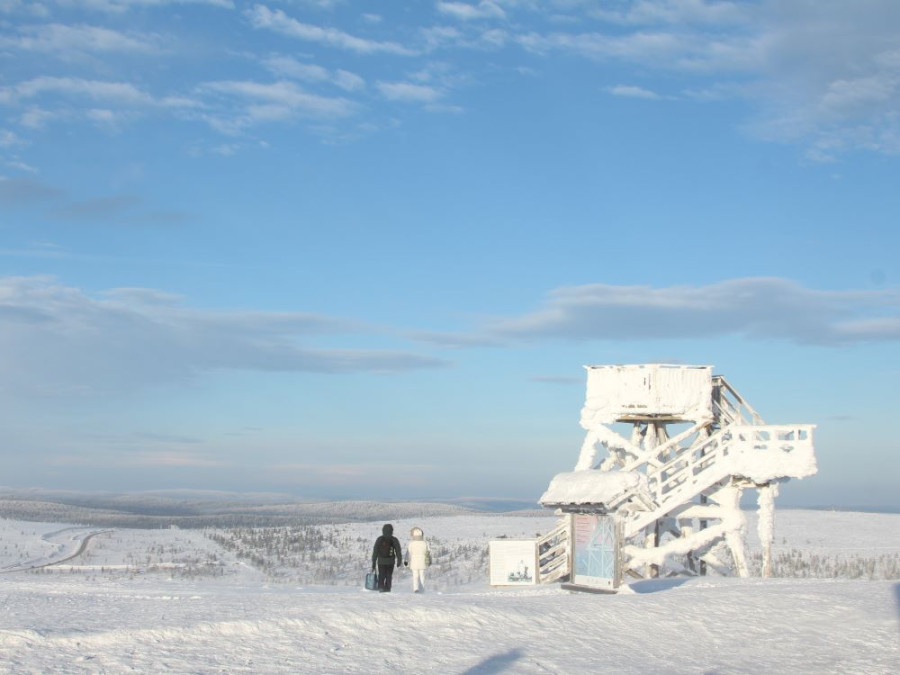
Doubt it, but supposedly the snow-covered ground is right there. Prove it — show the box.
[1,509,898,673]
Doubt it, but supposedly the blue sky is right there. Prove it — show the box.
[1,0,898,507]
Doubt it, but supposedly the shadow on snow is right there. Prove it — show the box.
[627,578,692,594]
[894,582,900,632]
[461,648,525,674]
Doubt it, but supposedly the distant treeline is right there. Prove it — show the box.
[0,496,483,529]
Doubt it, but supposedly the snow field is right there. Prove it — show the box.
[1,575,897,673]
[1,510,899,673]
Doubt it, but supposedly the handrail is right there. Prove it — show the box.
[537,518,570,584]
[712,376,764,425]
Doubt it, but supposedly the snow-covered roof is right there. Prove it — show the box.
[539,470,650,510]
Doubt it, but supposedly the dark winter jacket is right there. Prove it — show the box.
[372,524,403,568]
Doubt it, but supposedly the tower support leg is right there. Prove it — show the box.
[717,484,749,578]
[757,482,779,578]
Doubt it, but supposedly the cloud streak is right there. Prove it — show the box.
[438,2,506,22]
[0,276,448,397]
[509,0,900,159]
[376,81,442,103]
[262,56,366,92]
[423,278,900,347]
[1,0,896,159]
[2,22,161,54]
[50,0,235,12]
[0,177,65,207]
[246,5,415,55]
[200,80,354,117]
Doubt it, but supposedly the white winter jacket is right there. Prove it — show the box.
[406,539,430,571]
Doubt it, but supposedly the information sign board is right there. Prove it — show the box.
[572,514,620,591]
[489,540,538,586]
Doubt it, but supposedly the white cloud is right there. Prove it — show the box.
[281,0,343,9]
[1,76,154,106]
[376,81,442,103]
[516,28,754,71]
[262,56,366,91]
[4,0,897,160]
[508,0,900,158]
[51,0,234,12]
[19,106,56,128]
[438,1,506,21]
[421,25,463,51]
[0,0,50,16]
[246,4,415,55]
[834,316,900,341]
[86,108,117,123]
[199,80,355,123]
[607,84,661,99]
[263,56,330,82]
[4,159,38,173]
[421,278,900,347]
[0,129,23,147]
[0,276,448,398]
[4,23,159,54]
[0,77,201,133]
[334,69,365,91]
[587,0,749,26]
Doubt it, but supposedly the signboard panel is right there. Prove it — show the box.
[572,514,620,591]
[489,540,538,586]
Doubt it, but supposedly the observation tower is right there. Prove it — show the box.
[536,364,816,589]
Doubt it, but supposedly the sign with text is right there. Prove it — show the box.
[489,540,538,586]
[572,514,620,591]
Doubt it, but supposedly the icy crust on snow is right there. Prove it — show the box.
[539,470,648,508]
[581,364,713,426]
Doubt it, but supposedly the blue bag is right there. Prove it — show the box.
[365,570,378,590]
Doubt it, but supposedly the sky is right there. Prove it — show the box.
[1,0,899,508]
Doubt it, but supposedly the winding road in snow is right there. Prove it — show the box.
[0,527,112,573]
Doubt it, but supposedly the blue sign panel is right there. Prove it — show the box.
[573,514,619,590]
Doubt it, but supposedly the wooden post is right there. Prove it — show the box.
[649,519,660,578]
[757,483,779,578]
[721,485,749,578]
[699,493,708,576]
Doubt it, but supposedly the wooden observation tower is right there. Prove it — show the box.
[536,364,816,590]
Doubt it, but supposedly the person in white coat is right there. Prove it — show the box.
[404,526,431,593]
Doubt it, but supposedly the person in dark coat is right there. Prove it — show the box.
[371,523,403,592]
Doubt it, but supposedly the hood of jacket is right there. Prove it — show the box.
[382,524,393,536]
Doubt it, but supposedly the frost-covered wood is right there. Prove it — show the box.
[541,364,817,581]
[581,364,713,425]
